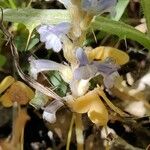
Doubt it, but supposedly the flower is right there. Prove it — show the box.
[29,47,120,91]
[73,48,119,89]
[29,57,65,123]
[43,100,64,123]
[81,0,117,15]
[73,47,98,80]
[37,22,71,52]
[58,0,117,16]
[29,57,72,83]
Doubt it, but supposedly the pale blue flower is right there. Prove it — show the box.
[81,0,117,15]
[73,48,119,89]
[37,22,71,52]
[29,57,72,83]
[73,48,98,80]
[43,100,64,123]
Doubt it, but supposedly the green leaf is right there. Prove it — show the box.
[91,16,150,50]
[0,54,6,67]
[112,0,129,21]
[49,71,68,97]
[1,8,70,31]
[1,9,70,51]
[1,8,150,50]
[7,0,16,9]
[27,37,39,50]
[14,24,29,51]
[0,1,10,8]
[141,0,150,35]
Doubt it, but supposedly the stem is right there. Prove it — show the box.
[21,126,25,150]
[104,126,110,150]
[25,29,33,51]
[75,113,84,150]
[27,0,33,7]
[66,113,75,150]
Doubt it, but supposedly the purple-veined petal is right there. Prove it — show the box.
[37,25,46,34]
[93,61,119,76]
[103,71,119,89]
[76,47,89,66]
[29,59,65,79]
[37,22,70,52]
[29,58,72,83]
[37,25,54,42]
[81,0,117,15]
[93,60,119,89]
[45,33,62,52]
[44,100,64,113]
[37,25,52,34]
[43,100,64,123]
[74,48,97,80]
[73,64,97,80]
[40,34,48,42]
[53,22,71,35]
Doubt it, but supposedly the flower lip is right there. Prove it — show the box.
[73,64,98,80]
[74,47,98,80]
[43,100,64,123]
[93,60,119,76]
[37,22,71,52]
[76,47,89,66]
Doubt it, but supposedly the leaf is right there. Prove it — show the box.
[91,16,150,50]
[141,0,150,35]
[14,24,29,51]
[0,1,10,8]
[49,71,68,96]
[1,8,70,31]
[7,0,16,9]
[1,8,150,50]
[27,37,39,50]
[112,0,129,21]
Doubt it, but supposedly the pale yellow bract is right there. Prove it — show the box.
[68,87,127,126]
[0,76,34,107]
[86,46,129,65]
